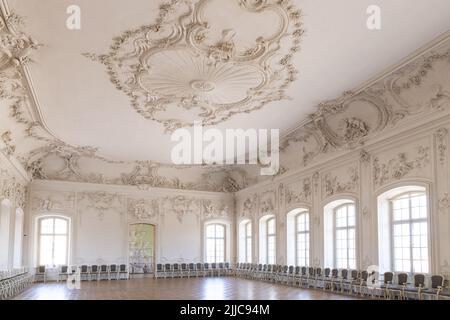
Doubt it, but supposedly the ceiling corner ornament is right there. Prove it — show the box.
[83,0,303,132]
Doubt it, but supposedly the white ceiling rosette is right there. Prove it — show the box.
[84,0,303,132]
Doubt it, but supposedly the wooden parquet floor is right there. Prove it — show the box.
[14,277,361,300]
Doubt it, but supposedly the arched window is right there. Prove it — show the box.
[295,212,310,266]
[259,215,276,264]
[378,186,429,274]
[334,203,356,269]
[287,208,310,266]
[205,224,225,263]
[38,217,69,266]
[267,217,276,264]
[391,192,428,273]
[324,199,357,269]
[238,220,252,263]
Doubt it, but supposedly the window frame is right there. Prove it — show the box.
[295,211,310,266]
[37,216,70,267]
[205,223,226,263]
[333,203,356,269]
[389,191,429,274]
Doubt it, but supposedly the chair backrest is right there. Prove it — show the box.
[384,272,394,284]
[119,264,127,272]
[100,264,108,272]
[81,265,88,273]
[204,263,210,269]
[331,269,338,278]
[341,269,348,279]
[308,267,315,276]
[60,265,68,273]
[295,266,300,274]
[157,264,163,271]
[181,263,187,270]
[288,265,294,273]
[173,263,179,270]
[196,263,203,270]
[315,267,322,276]
[189,263,195,270]
[38,265,46,273]
[283,265,288,272]
[211,263,216,269]
[361,270,368,281]
[414,274,426,287]
[397,273,408,285]
[110,264,117,272]
[165,263,171,270]
[91,265,99,272]
[350,269,358,280]
[324,268,331,277]
[430,275,444,288]
[219,263,224,269]
[301,267,307,275]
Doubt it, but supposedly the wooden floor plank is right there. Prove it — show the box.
[13,277,361,300]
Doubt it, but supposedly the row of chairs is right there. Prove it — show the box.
[234,263,450,300]
[0,268,33,300]
[34,264,129,282]
[154,263,232,278]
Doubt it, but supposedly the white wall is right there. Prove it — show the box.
[236,114,450,278]
[25,180,235,267]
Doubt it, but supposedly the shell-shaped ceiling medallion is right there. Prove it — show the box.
[84,0,303,132]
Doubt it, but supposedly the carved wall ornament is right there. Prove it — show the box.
[127,198,160,221]
[202,200,230,220]
[1,131,16,156]
[30,192,75,213]
[285,178,312,205]
[0,169,27,209]
[362,206,370,219]
[78,192,124,221]
[373,146,430,188]
[83,0,304,132]
[259,190,276,216]
[322,166,359,198]
[162,195,199,223]
[435,128,448,166]
[241,194,257,218]
[438,193,450,214]
[359,149,371,164]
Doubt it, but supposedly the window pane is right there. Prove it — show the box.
[39,235,53,266]
[267,219,275,234]
[206,225,215,237]
[215,225,224,238]
[54,219,67,234]
[391,192,429,273]
[53,235,67,265]
[40,218,54,234]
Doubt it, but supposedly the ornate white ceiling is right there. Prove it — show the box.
[83,0,302,132]
[1,0,450,192]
